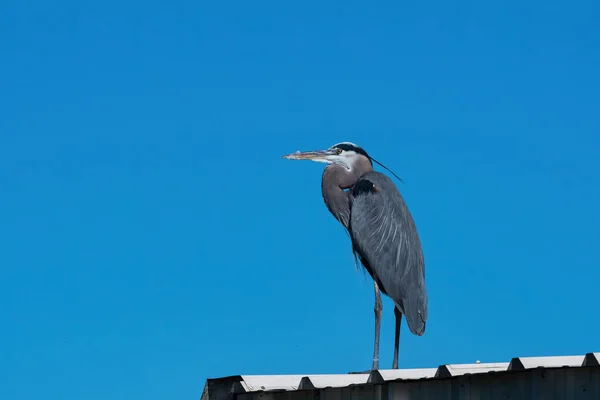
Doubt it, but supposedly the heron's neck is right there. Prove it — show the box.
[321,162,372,228]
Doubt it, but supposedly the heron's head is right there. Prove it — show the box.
[282,142,372,171]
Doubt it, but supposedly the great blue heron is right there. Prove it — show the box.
[283,142,428,370]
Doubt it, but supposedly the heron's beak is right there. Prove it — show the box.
[282,149,334,162]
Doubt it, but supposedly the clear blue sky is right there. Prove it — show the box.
[1,0,599,399]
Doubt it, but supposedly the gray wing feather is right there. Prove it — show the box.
[349,171,428,335]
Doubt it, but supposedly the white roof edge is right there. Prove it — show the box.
[215,353,600,393]
[438,362,510,377]
[300,374,370,389]
[375,368,438,380]
[240,375,307,391]
[509,355,585,370]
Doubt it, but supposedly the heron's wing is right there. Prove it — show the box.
[349,171,428,335]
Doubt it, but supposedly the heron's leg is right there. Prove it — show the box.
[372,281,382,371]
[392,307,403,369]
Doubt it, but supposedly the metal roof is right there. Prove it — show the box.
[201,352,600,400]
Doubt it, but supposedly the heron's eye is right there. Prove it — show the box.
[336,148,343,155]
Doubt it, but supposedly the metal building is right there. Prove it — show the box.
[201,352,600,400]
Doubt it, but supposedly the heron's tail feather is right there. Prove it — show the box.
[402,288,428,336]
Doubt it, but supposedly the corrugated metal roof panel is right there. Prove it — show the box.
[435,362,509,378]
[508,355,585,371]
[235,373,371,392]
[368,368,437,383]
[202,352,600,400]
[298,374,369,389]
[238,375,306,391]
